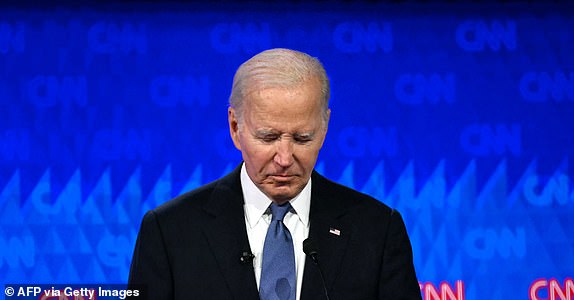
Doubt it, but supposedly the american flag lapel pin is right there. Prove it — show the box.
[329,227,341,236]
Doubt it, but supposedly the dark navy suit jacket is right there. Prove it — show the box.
[128,165,421,299]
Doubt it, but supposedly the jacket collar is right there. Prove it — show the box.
[201,165,352,299]
[301,171,352,298]
[201,165,260,299]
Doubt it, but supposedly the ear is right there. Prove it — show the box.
[319,108,331,147]
[228,107,242,150]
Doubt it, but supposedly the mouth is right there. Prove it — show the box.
[268,174,297,182]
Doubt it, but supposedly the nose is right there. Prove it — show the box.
[273,138,294,168]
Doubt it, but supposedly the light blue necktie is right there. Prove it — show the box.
[260,202,296,300]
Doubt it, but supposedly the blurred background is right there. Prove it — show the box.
[0,1,572,299]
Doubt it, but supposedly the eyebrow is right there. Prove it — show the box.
[254,129,279,137]
[253,129,315,139]
[293,132,315,139]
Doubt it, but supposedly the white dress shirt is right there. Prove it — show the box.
[240,164,311,300]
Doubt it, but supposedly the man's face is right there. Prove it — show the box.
[228,78,329,204]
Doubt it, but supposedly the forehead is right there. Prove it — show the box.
[243,80,324,131]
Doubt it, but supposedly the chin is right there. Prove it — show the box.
[266,190,296,203]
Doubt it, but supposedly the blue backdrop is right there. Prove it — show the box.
[1,2,573,299]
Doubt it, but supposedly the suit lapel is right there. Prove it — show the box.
[201,166,260,300]
[200,168,351,299]
[301,172,351,299]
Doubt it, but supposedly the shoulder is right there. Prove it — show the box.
[153,180,216,214]
[149,167,241,222]
[311,171,394,218]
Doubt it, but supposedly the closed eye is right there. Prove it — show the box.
[262,136,279,143]
[293,133,314,144]
[255,132,280,143]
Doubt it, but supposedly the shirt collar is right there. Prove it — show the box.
[241,163,311,229]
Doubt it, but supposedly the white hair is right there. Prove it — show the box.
[229,48,330,125]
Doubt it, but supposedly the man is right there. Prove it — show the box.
[129,48,421,299]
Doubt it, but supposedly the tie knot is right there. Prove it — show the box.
[270,202,291,221]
